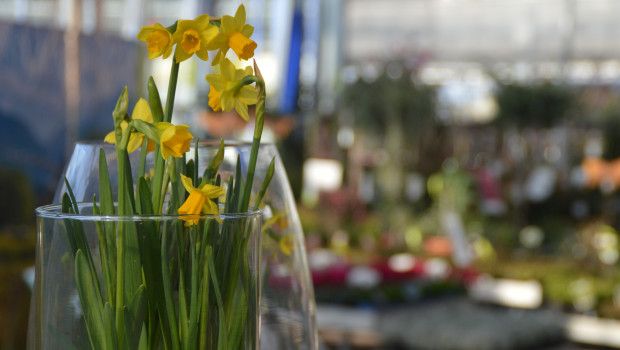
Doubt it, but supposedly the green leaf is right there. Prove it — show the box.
[98,149,115,215]
[186,159,195,186]
[124,285,147,350]
[227,290,247,349]
[123,151,136,214]
[62,184,102,297]
[202,138,225,183]
[98,149,117,305]
[75,249,107,350]
[138,324,148,350]
[147,77,164,123]
[122,222,143,307]
[136,178,174,350]
[232,155,244,213]
[61,192,73,214]
[138,138,149,181]
[186,228,200,350]
[63,176,80,214]
[93,196,115,307]
[206,247,228,350]
[253,156,275,211]
[103,302,119,350]
[193,138,199,184]
[160,225,181,350]
[240,136,261,212]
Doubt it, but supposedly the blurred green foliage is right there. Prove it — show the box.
[0,169,36,226]
[0,169,36,349]
[483,257,620,319]
[495,82,575,128]
[340,65,436,138]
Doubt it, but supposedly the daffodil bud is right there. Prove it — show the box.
[112,87,129,143]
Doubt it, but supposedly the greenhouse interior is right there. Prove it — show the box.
[5,0,620,349]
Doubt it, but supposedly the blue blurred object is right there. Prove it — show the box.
[0,114,60,196]
[0,21,138,200]
[278,5,303,114]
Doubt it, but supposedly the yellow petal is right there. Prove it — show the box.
[104,130,116,144]
[206,74,225,91]
[193,14,210,29]
[202,198,219,216]
[174,45,192,63]
[228,32,256,60]
[279,233,296,256]
[220,58,237,81]
[199,183,226,198]
[240,24,254,38]
[160,125,193,158]
[132,98,152,122]
[234,5,246,27]
[234,99,250,121]
[237,86,259,105]
[196,47,209,61]
[201,24,220,42]
[208,86,222,111]
[220,15,236,35]
[154,122,172,131]
[220,91,235,112]
[146,139,156,153]
[178,191,207,225]
[206,33,227,51]
[126,133,144,153]
[180,174,197,193]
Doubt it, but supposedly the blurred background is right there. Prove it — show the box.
[5,0,620,349]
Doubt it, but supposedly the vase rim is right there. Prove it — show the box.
[36,203,261,221]
[75,140,275,147]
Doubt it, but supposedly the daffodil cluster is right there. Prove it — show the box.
[137,5,259,123]
[60,5,271,350]
[102,4,267,224]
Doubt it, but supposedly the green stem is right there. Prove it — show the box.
[114,125,135,346]
[152,57,180,213]
[161,224,181,350]
[240,76,265,212]
[164,58,180,123]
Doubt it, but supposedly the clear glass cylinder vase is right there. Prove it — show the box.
[29,203,261,350]
[53,141,319,350]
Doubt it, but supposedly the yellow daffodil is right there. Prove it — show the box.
[178,174,226,225]
[171,14,219,63]
[207,4,257,64]
[279,233,296,256]
[137,23,173,59]
[154,122,193,158]
[104,98,156,153]
[205,58,258,121]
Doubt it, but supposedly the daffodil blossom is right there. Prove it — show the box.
[153,122,193,158]
[206,58,259,121]
[171,14,219,63]
[137,23,173,59]
[279,233,296,256]
[178,174,226,225]
[207,4,257,64]
[104,98,155,153]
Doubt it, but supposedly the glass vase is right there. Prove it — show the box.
[53,141,318,350]
[29,203,261,350]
